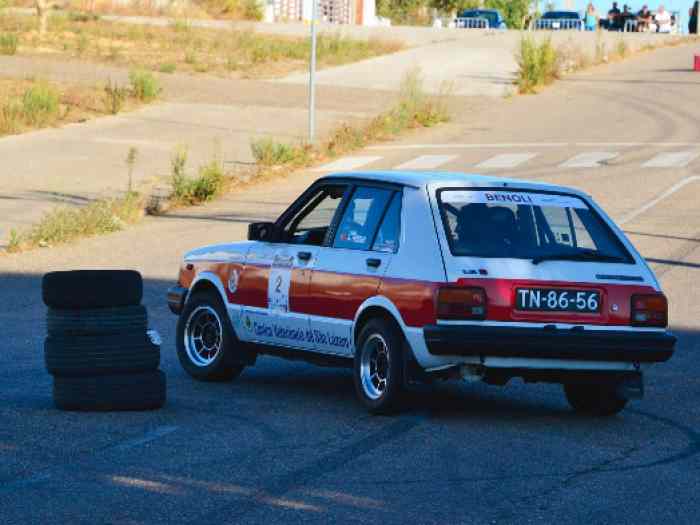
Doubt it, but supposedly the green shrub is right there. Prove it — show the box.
[516,36,560,94]
[159,62,177,74]
[21,82,60,126]
[171,19,191,33]
[68,11,100,23]
[129,69,160,101]
[170,149,226,205]
[0,32,18,56]
[251,137,299,166]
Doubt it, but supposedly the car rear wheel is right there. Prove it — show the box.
[354,318,404,414]
[564,382,628,416]
[176,290,245,382]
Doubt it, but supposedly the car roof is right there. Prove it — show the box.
[322,171,589,197]
[543,10,579,16]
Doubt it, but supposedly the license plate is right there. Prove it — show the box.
[516,288,601,313]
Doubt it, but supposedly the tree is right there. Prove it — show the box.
[484,0,531,28]
[429,0,532,27]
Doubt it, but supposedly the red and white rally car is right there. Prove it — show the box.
[168,171,676,415]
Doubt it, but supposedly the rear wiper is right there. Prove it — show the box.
[532,250,626,265]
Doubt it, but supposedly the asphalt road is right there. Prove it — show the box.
[1,44,700,524]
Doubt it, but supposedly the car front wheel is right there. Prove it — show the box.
[354,318,404,414]
[564,382,628,416]
[176,290,245,382]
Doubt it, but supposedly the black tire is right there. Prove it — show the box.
[564,382,628,416]
[42,270,142,310]
[47,305,148,337]
[176,290,245,382]
[45,333,160,377]
[53,370,166,411]
[353,318,405,415]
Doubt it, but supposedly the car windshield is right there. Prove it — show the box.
[542,11,580,19]
[437,189,632,263]
[458,10,500,26]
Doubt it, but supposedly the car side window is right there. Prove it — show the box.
[333,186,393,251]
[281,184,347,246]
[372,193,401,253]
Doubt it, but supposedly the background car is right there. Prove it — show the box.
[534,10,583,30]
[455,9,507,29]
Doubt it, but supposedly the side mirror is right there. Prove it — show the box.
[248,222,276,242]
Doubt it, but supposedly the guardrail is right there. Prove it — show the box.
[454,17,489,29]
[531,18,583,31]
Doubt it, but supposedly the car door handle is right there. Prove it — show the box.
[366,258,381,268]
[297,251,312,261]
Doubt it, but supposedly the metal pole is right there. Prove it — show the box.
[308,0,318,144]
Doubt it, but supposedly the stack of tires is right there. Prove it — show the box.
[43,270,166,411]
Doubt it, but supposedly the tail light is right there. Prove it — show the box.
[631,294,668,327]
[437,287,487,320]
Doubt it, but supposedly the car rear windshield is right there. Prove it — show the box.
[542,11,580,19]
[437,189,633,263]
[459,10,500,26]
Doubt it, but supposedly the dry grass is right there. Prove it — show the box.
[0,76,146,136]
[7,192,144,252]
[0,13,403,78]
[250,68,451,174]
[517,33,700,95]
[5,69,450,253]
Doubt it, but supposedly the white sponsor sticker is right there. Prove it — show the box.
[268,254,293,312]
[441,190,587,209]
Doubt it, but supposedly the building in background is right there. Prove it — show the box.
[269,0,379,25]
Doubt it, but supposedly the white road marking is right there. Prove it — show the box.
[577,142,700,148]
[642,151,700,168]
[112,426,179,452]
[368,143,567,150]
[476,153,536,169]
[93,138,175,151]
[560,152,618,168]
[393,155,457,170]
[314,156,383,172]
[620,176,700,225]
[368,142,700,151]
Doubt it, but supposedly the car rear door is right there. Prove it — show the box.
[306,185,402,356]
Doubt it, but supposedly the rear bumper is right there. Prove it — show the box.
[167,285,188,315]
[424,324,676,363]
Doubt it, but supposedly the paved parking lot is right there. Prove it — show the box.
[1,43,699,524]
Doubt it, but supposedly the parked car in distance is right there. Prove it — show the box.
[455,8,507,29]
[168,171,676,416]
[534,10,583,30]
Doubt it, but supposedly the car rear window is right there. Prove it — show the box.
[437,189,633,263]
[458,10,500,26]
[542,11,579,19]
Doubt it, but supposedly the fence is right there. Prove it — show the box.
[531,18,584,31]
[454,17,489,29]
